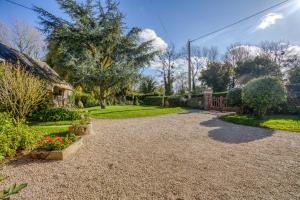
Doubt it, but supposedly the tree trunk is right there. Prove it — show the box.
[99,86,106,109]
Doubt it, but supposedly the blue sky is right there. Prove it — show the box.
[0,0,300,53]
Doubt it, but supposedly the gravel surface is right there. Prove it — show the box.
[1,110,300,200]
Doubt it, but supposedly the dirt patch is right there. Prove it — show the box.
[1,111,300,199]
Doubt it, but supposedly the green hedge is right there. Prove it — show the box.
[27,108,81,122]
[142,96,164,106]
[141,96,187,107]
[213,91,228,97]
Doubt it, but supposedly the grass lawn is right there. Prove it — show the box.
[28,120,81,126]
[31,126,69,136]
[222,114,300,132]
[79,105,187,119]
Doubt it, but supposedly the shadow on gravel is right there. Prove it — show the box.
[5,154,57,167]
[178,109,208,115]
[200,118,274,144]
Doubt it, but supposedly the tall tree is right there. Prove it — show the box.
[235,56,282,85]
[200,62,234,92]
[158,45,179,96]
[0,22,9,45]
[35,0,158,109]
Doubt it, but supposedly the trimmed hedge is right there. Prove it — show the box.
[142,96,164,106]
[27,108,81,122]
[141,96,187,107]
[213,91,228,97]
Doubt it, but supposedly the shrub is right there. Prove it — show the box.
[0,112,41,159]
[81,93,99,108]
[27,108,81,122]
[226,88,242,107]
[0,64,48,123]
[242,76,287,117]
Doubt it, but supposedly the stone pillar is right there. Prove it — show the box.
[203,88,213,110]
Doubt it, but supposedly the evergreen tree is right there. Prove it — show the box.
[34,0,158,108]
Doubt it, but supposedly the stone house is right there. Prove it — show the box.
[0,42,73,107]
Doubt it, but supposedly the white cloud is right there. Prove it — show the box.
[257,13,283,30]
[138,29,168,52]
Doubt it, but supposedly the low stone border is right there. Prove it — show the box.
[30,137,83,160]
[69,123,94,136]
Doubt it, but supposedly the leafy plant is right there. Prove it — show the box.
[39,133,77,151]
[0,174,27,200]
[242,76,287,117]
[0,112,41,160]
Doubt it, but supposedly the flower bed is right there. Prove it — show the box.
[30,133,83,160]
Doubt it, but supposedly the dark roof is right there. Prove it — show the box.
[0,42,72,90]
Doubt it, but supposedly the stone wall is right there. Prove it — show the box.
[186,96,204,109]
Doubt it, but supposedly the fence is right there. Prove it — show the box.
[207,95,240,112]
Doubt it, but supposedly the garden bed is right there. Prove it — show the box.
[30,137,83,160]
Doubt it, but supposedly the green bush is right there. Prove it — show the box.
[226,88,242,107]
[81,93,99,108]
[0,112,41,160]
[27,108,81,122]
[142,96,164,106]
[242,77,287,117]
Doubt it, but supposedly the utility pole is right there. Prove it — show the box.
[187,40,192,99]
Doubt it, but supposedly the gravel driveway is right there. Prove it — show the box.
[1,111,300,199]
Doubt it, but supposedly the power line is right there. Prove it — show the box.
[148,0,172,44]
[190,0,290,42]
[3,0,34,11]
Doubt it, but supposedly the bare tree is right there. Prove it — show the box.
[180,45,218,93]
[201,46,218,62]
[0,22,10,45]
[158,44,179,96]
[11,19,45,59]
[224,43,253,67]
[260,41,289,65]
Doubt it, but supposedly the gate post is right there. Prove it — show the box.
[203,88,213,110]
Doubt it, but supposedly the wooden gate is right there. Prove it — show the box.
[208,96,226,111]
